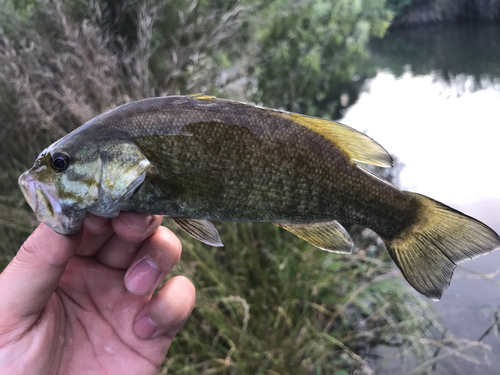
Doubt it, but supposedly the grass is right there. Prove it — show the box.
[158,220,459,374]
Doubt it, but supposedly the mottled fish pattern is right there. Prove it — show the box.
[19,95,500,300]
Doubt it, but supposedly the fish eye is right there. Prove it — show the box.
[50,152,71,173]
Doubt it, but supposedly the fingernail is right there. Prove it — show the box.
[134,315,158,339]
[122,214,155,232]
[125,258,161,295]
[84,212,109,226]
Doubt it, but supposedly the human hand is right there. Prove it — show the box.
[0,212,195,374]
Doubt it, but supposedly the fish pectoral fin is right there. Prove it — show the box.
[172,218,224,247]
[276,221,353,254]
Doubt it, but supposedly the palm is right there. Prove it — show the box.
[43,257,165,374]
[0,213,195,375]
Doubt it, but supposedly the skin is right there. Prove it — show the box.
[0,212,195,375]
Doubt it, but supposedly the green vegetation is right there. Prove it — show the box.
[0,0,493,373]
[253,0,392,118]
[163,221,445,373]
[385,0,417,16]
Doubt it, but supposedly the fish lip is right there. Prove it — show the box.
[19,171,59,222]
[18,170,84,235]
[44,214,84,236]
[18,171,37,213]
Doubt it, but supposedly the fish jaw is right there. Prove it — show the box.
[18,171,84,235]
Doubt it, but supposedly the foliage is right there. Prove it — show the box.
[252,0,392,118]
[385,0,419,17]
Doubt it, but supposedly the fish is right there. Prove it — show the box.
[18,94,500,300]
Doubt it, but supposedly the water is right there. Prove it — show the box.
[342,23,500,374]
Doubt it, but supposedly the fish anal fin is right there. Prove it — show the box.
[276,221,353,254]
[173,218,223,247]
[382,192,500,300]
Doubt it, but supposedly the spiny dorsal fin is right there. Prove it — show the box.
[172,218,223,247]
[276,220,353,254]
[188,93,216,100]
[189,94,392,168]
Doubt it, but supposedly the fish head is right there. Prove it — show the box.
[19,136,151,236]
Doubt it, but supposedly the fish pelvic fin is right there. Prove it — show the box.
[276,220,353,254]
[383,192,500,300]
[172,218,224,247]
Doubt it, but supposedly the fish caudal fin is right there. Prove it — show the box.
[383,192,500,300]
[277,220,354,254]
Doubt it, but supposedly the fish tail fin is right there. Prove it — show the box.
[382,192,500,300]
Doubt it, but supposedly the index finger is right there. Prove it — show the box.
[111,212,163,243]
[75,212,163,257]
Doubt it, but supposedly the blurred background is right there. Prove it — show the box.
[0,0,499,373]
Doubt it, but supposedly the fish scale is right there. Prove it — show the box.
[18,95,500,300]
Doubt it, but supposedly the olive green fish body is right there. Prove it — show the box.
[19,95,500,300]
[70,97,415,238]
[127,124,417,240]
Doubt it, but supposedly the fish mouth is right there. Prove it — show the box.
[18,171,82,235]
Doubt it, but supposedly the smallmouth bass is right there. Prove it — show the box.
[18,95,500,300]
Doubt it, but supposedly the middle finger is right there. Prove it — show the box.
[94,213,163,269]
[124,226,182,295]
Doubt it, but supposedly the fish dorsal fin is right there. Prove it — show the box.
[188,93,216,100]
[172,218,224,247]
[189,94,392,168]
[276,221,353,254]
[282,113,392,167]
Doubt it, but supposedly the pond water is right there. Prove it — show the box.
[342,23,500,374]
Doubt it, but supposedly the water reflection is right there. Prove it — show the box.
[343,23,500,206]
[342,70,500,206]
[369,23,500,81]
[346,23,500,374]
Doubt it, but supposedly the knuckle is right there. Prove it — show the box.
[156,226,182,257]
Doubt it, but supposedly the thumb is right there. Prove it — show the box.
[0,223,81,325]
